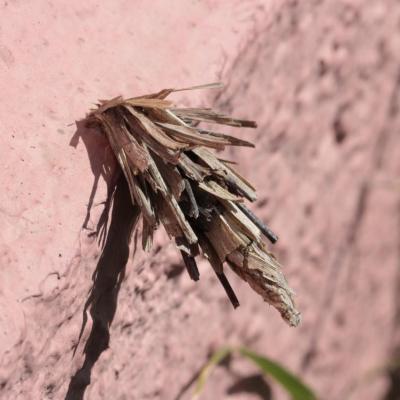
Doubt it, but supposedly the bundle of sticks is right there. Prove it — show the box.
[85,83,300,327]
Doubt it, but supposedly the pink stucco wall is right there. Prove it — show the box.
[1,1,400,399]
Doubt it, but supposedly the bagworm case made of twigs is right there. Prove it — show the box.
[85,83,301,327]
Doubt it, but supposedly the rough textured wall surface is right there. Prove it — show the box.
[1,1,399,400]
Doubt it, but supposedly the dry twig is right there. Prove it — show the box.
[85,82,300,327]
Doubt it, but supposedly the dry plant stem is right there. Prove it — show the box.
[85,82,301,327]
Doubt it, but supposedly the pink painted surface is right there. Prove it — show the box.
[1,1,400,399]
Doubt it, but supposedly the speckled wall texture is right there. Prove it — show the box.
[1,1,400,399]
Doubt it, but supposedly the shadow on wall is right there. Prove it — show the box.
[65,123,141,400]
[226,374,272,399]
[70,120,119,240]
[384,347,400,400]
[66,120,273,400]
[174,353,272,400]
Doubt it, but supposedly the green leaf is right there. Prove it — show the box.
[239,347,317,400]
[192,347,231,399]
